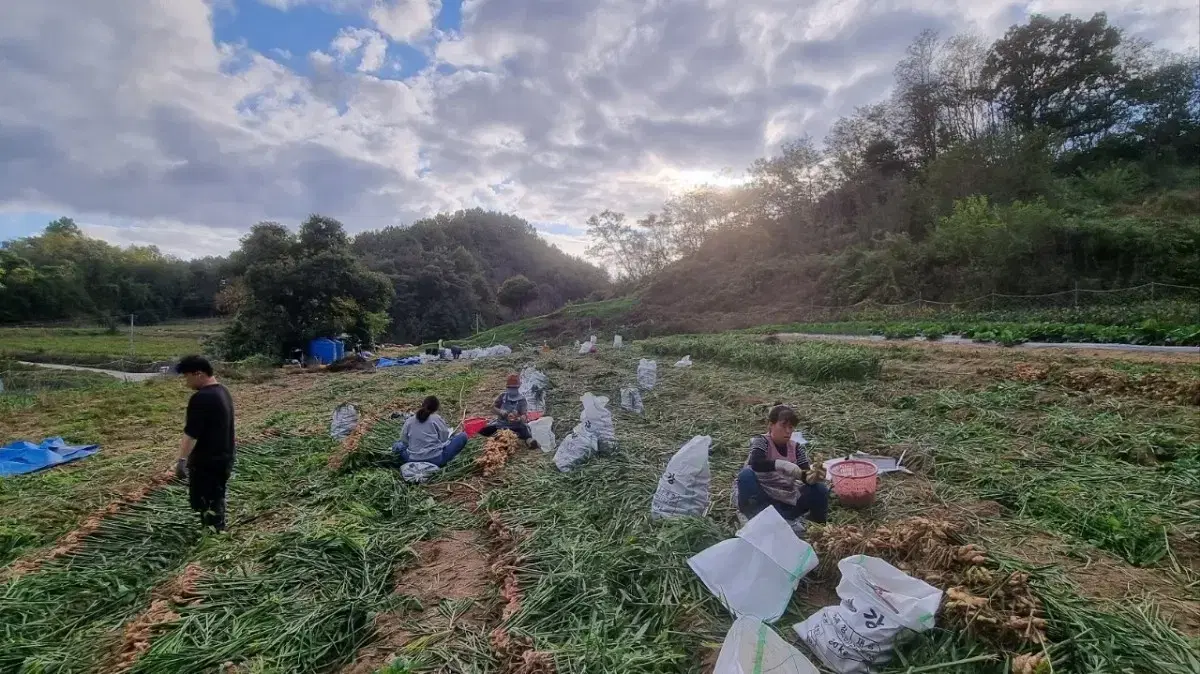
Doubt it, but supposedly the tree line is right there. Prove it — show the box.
[1,210,608,359]
[0,218,225,326]
[588,13,1200,309]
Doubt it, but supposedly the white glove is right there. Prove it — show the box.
[774,460,804,479]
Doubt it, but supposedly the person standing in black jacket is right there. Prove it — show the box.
[174,355,236,531]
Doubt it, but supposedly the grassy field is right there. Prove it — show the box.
[0,319,223,371]
[0,336,1197,672]
[453,298,1200,348]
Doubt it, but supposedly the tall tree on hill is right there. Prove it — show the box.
[216,216,393,359]
[497,274,539,317]
[984,13,1126,146]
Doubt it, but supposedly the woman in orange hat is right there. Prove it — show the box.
[479,373,538,449]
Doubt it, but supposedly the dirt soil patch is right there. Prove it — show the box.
[339,530,492,674]
[1009,531,1200,636]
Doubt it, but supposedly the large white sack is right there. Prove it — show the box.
[519,366,549,412]
[401,462,440,483]
[637,359,657,389]
[579,393,616,452]
[715,617,819,674]
[578,341,593,355]
[330,403,359,440]
[650,436,711,519]
[674,355,693,368]
[688,507,818,622]
[529,416,556,453]
[613,335,623,348]
[794,556,942,674]
[553,431,597,472]
[619,387,644,415]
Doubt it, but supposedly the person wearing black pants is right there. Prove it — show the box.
[174,355,236,531]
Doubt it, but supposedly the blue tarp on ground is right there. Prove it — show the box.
[0,437,100,477]
[377,356,421,368]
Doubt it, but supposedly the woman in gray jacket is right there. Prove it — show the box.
[393,396,469,466]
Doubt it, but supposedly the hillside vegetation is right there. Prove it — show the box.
[1,210,607,358]
[584,13,1200,335]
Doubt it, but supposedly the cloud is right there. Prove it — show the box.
[329,27,390,72]
[370,0,441,43]
[80,220,246,259]
[0,0,1197,259]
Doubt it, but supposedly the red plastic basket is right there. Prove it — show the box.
[463,412,541,437]
[463,417,488,437]
[828,459,879,508]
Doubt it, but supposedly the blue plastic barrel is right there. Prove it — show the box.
[334,339,345,361]
[308,338,338,365]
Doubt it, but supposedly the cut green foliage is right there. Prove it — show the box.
[641,334,883,381]
[752,301,1200,347]
[2,344,1196,674]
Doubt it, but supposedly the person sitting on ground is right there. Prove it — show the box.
[735,404,829,524]
[393,396,469,467]
[479,373,538,449]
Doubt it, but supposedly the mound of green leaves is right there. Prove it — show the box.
[641,334,883,381]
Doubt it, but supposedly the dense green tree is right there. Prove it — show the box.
[984,13,1126,144]
[216,216,393,359]
[497,275,539,316]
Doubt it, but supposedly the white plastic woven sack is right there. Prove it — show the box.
[579,393,617,452]
[613,335,623,348]
[589,335,597,345]
[529,416,556,453]
[637,359,657,390]
[688,507,818,622]
[519,366,549,412]
[715,617,819,674]
[619,387,644,414]
[674,355,692,368]
[401,461,440,483]
[650,436,711,519]
[330,403,359,440]
[553,431,597,472]
[578,341,592,355]
[794,556,942,674]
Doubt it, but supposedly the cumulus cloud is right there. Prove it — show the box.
[329,27,390,72]
[370,0,441,43]
[0,0,1197,258]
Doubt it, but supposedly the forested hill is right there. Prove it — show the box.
[584,13,1200,333]
[0,210,608,351]
[352,209,608,343]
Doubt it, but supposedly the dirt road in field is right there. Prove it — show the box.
[773,333,1200,362]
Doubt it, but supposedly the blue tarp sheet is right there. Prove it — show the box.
[377,356,421,368]
[0,437,100,477]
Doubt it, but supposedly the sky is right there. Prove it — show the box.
[1,0,1197,261]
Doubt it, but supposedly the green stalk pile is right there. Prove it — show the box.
[0,484,202,672]
[134,414,471,672]
[885,385,1200,566]
[641,335,883,381]
[1,436,336,672]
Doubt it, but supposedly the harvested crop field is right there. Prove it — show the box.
[1,337,1197,673]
